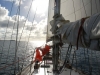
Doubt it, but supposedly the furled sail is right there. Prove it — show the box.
[47,0,100,50]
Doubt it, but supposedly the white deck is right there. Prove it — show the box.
[32,65,81,75]
[17,61,85,75]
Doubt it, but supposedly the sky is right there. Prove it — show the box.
[0,0,49,41]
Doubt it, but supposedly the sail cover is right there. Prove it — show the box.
[47,0,100,50]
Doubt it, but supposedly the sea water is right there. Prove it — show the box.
[61,45,100,75]
[0,40,45,75]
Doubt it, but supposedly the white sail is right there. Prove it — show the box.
[47,0,100,50]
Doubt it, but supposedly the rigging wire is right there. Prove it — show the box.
[4,1,21,72]
[4,8,20,75]
[29,48,36,75]
[59,44,72,74]
[14,0,21,74]
[13,1,35,71]
[17,0,34,47]
[0,0,15,64]
[0,53,34,71]
[72,0,77,71]
[8,2,35,71]
[24,7,37,75]
[11,0,35,73]
[3,0,15,73]
[70,47,76,75]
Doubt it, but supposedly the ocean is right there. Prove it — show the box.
[61,45,100,75]
[0,40,100,75]
[0,40,45,75]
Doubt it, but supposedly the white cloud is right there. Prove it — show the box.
[0,6,9,18]
[0,5,47,41]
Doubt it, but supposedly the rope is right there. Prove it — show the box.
[59,44,72,74]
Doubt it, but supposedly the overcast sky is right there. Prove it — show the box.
[0,0,49,41]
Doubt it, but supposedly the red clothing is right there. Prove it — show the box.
[35,49,42,61]
[41,45,51,56]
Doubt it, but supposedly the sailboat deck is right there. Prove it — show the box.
[17,60,85,75]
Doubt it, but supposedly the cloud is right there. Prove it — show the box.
[0,5,47,41]
[0,6,9,17]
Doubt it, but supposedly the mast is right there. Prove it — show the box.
[54,0,60,15]
[53,0,60,74]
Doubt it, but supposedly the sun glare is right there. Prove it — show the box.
[31,0,49,14]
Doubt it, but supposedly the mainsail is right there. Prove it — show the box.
[47,0,100,50]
